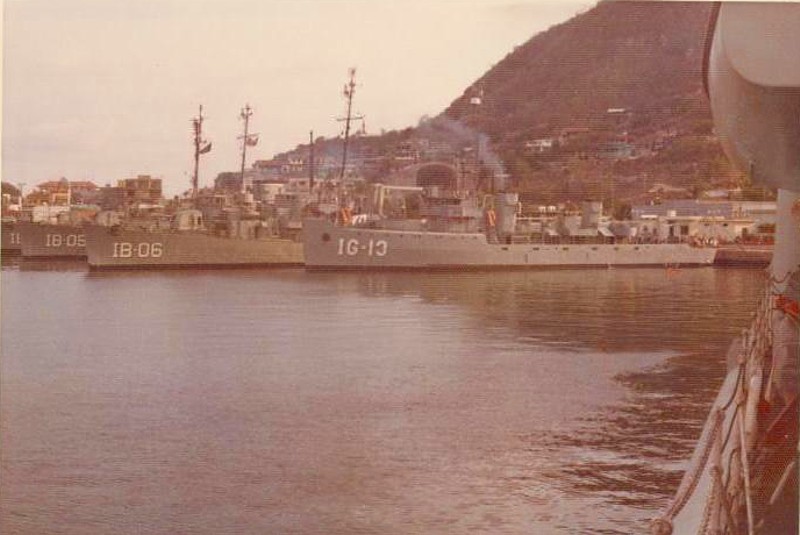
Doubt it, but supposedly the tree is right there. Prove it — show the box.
[1,182,21,198]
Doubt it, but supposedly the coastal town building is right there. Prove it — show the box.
[631,199,777,243]
[25,178,98,206]
[98,175,162,210]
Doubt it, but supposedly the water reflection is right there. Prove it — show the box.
[322,268,765,528]
[1,266,765,534]
[345,268,764,353]
[1,257,88,272]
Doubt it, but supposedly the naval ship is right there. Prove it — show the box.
[85,206,304,270]
[303,188,717,270]
[17,220,89,259]
[651,4,798,534]
[14,204,101,259]
[303,68,714,269]
[86,105,304,270]
[3,187,97,259]
[1,218,22,255]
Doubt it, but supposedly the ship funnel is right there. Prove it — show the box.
[580,201,603,228]
[494,192,519,237]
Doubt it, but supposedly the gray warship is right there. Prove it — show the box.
[85,105,304,270]
[651,4,798,534]
[17,219,89,259]
[303,188,717,270]
[1,218,22,255]
[86,207,303,270]
[304,67,714,270]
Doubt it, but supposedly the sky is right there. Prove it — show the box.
[2,0,592,196]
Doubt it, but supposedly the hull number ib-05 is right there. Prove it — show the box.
[337,238,388,257]
[112,242,164,258]
[46,234,86,248]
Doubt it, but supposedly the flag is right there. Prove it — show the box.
[199,142,212,154]
[245,135,259,147]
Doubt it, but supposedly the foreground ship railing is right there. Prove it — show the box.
[651,267,798,534]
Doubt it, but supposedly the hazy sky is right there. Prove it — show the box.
[3,0,591,196]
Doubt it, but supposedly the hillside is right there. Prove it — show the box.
[442,0,752,203]
[448,1,711,137]
[269,1,766,206]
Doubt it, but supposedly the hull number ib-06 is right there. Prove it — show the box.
[46,234,86,248]
[112,242,164,258]
[337,238,388,257]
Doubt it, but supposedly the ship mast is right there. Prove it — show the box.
[337,68,363,181]
[191,105,211,199]
[309,130,315,195]
[238,104,258,194]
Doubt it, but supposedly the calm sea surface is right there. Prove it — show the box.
[1,262,765,534]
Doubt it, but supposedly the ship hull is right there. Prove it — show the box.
[18,222,87,259]
[1,220,23,255]
[85,225,304,270]
[303,218,717,270]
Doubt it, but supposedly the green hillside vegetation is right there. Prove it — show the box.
[444,1,749,202]
[272,1,769,206]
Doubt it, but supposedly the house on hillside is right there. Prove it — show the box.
[253,155,306,179]
[525,138,555,153]
[606,107,633,131]
[596,141,635,159]
[647,183,692,199]
[393,142,419,163]
[416,138,457,161]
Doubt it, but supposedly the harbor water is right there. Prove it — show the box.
[0,263,765,534]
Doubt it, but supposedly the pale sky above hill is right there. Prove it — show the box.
[2,0,592,195]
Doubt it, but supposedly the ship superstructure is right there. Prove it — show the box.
[85,105,303,270]
[304,185,716,270]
